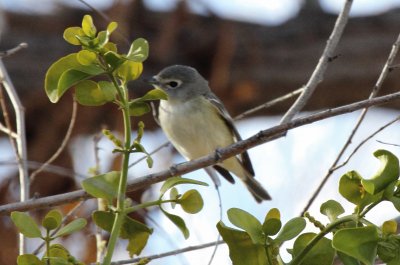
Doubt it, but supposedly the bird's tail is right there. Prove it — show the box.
[243,176,272,202]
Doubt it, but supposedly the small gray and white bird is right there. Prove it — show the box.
[149,65,271,202]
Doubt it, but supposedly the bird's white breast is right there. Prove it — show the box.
[159,97,234,160]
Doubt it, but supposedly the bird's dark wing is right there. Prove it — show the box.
[204,92,255,177]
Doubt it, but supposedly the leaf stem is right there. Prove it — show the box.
[125,199,177,214]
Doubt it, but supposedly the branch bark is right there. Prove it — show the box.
[1,90,400,215]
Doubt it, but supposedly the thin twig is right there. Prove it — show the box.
[331,116,400,171]
[0,122,17,138]
[0,84,18,154]
[300,33,400,216]
[2,90,400,215]
[0,160,85,179]
[376,140,400,147]
[128,141,170,168]
[30,100,78,183]
[106,240,225,265]
[280,0,353,124]
[0,43,28,58]
[0,59,29,253]
[234,87,304,120]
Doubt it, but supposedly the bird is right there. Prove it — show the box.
[148,65,271,202]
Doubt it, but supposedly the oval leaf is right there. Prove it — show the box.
[127,38,149,62]
[77,50,97,65]
[117,61,143,82]
[217,221,267,265]
[274,217,306,244]
[63,27,84,45]
[263,208,282,236]
[332,226,379,265]
[129,101,151,116]
[179,189,204,214]
[11,211,42,238]
[228,208,265,245]
[320,199,345,222]
[55,218,87,238]
[17,254,43,265]
[75,80,109,106]
[140,88,168,101]
[82,171,120,203]
[82,14,96,37]
[42,210,62,231]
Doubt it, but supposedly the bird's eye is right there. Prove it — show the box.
[167,81,180,88]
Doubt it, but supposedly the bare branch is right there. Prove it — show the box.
[234,87,304,120]
[30,100,78,182]
[300,33,400,216]
[331,115,400,172]
[280,0,353,124]
[376,140,400,147]
[0,122,17,138]
[1,91,400,215]
[0,59,29,253]
[0,43,28,58]
[107,240,225,265]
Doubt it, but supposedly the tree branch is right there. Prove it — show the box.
[279,0,353,124]
[1,90,400,215]
[300,32,400,215]
[0,58,30,253]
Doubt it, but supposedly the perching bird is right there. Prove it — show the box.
[149,65,271,202]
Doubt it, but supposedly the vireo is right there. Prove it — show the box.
[149,65,271,202]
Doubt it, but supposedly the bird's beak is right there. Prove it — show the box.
[145,76,160,86]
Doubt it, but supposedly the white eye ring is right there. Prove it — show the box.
[165,80,182,89]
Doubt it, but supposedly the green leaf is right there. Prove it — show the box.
[45,53,104,103]
[122,216,153,257]
[17,254,44,265]
[262,208,281,236]
[54,218,86,238]
[274,217,306,244]
[11,211,42,238]
[159,177,209,197]
[293,233,335,265]
[179,189,204,214]
[81,171,120,204]
[42,209,62,231]
[63,27,84,45]
[320,199,345,222]
[82,14,96,37]
[107,21,118,33]
[170,187,179,208]
[129,101,151,116]
[104,51,124,70]
[362,149,399,195]
[75,80,114,106]
[217,221,267,265]
[127,38,149,62]
[339,171,382,210]
[146,155,153,168]
[227,208,265,245]
[382,220,397,235]
[46,244,70,265]
[98,81,116,101]
[377,236,400,264]
[97,31,109,48]
[140,88,168,101]
[332,226,379,265]
[92,210,114,232]
[337,251,361,265]
[77,50,97,65]
[117,61,143,82]
[161,208,189,239]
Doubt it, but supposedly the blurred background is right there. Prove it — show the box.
[0,0,400,264]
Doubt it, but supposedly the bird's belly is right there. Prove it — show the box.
[159,99,233,160]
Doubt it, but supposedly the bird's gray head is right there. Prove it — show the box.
[149,65,210,101]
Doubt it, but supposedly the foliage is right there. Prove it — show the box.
[11,210,86,265]
[218,149,400,265]
[12,14,207,265]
